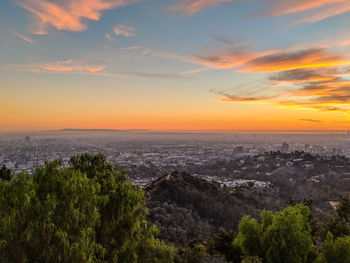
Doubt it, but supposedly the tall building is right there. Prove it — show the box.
[281,142,289,153]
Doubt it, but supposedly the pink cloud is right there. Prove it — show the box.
[18,0,139,34]
[169,0,233,15]
[258,0,350,24]
[7,60,190,79]
[294,1,350,24]
[105,33,113,40]
[10,60,106,73]
[260,0,346,17]
[12,30,35,44]
[113,25,135,37]
[40,60,106,73]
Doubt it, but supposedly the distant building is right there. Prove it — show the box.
[25,136,31,143]
[235,146,244,154]
[281,142,289,153]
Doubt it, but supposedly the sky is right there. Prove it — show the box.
[1,0,350,131]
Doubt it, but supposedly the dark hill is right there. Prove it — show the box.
[145,171,281,246]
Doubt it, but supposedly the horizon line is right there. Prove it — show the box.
[1,128,350,134]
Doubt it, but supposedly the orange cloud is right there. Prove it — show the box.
[242,49,350,72]
[300,118,322,123]
[219,95,274,103]
[217,64,350,113]
[12,30,35,44]
[260,0,346,17]
[257,0,350,24]
[9,60,106,74]
[294,1,350,24]
[113,25,135,37]
[192,47,296,69]
[193,48,350,72]
[105,33,113,40]
[41,60,106,73]
[8,60,191,79]
[18,0,138,34]
[169,0,233,15]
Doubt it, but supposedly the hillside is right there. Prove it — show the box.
[145,171,281,245]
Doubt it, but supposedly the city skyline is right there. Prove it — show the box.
[1,0,350,131]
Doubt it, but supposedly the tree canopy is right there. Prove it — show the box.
[0,153,173,263]
[0,153,349,263]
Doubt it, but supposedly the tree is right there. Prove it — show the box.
[262,204,316,263]
[137,225,174,263]
[0,172,37,263]
[0,165,11,181]
[233,216,262,258]
[241,256,262,263]
[316,232,350,263]
[175,239,208,263]
[324,196,350,238]
[234,205,316,263]
[69,153,150,263]
[207,228,242,263]
[0,154,174,263]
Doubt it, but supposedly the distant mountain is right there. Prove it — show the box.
[58,129,150,132]
[145,171,280,246]
[59,129,119,132]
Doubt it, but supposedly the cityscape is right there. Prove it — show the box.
[2,131,350,187]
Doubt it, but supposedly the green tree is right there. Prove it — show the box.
[233,216,262,258]
[262,205,316,263]
[0,161,101,263]
[137,225,174,263]
[0,154,174,263]
[175,240,208,263]
[234,205,316,263]
[69,153,149,263]
[0,172,37,263]
[241,256,262,263]
[316,232,350,263]
[324,196,350,238]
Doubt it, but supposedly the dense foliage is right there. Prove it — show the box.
[0,153,173,263]
[146,171,263,245]
[175,198,350,263]
[0,153,349,263]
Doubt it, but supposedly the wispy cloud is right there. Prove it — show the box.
[168,0,350,21]
[12,30,35,44]
[169,0,233,15]
[7,60,191,79]
[105,33,113,40]
[300,119,323,123]
[211,88,275,103]
[113,25,135,37]
[17,0,139,34]
[192,46,350,72]
[240,49,350,72]
[219,94,274,103]
[259,0,346,17]
[261,68,350,112]
[294,2,350,24]
[8,60,106,74]
[257,0,350,24]
[204,43,350,114]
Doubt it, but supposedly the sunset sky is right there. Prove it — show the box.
[1,0,350,131]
